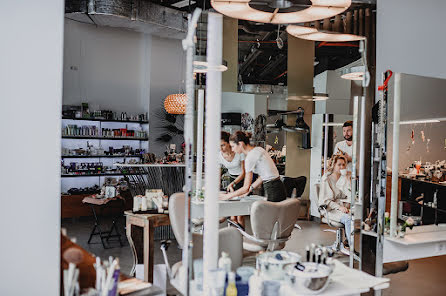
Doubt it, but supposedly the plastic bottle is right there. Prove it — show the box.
[226,272,237,296]
[218,252,232,274]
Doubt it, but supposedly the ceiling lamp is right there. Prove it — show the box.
[286,25,365,41]
[164,94,187,114]
[313,92,329,101]
[211,0,351,24]
[194,55,228,73]
[341,65,365,81]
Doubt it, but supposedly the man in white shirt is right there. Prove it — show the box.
[333,121,353,170]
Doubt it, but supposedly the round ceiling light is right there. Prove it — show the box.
[211,0,351,24]
[286,25,365,41]
[313,93,329,101]
[194,55,228,73]
[341,66,365,81]
[164,94,188,114]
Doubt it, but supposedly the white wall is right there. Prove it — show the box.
[314,70,352,115]
[221,92,268,118]
[149,36,185,156]
[0,1,64,295]
[63,20,187,157]
[376,0,446,85]
[63,19,151,114]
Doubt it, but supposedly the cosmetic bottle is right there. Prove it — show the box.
[226,272,237,296]
[218,252,232,274]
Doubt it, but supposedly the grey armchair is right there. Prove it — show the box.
[231,198,301,253]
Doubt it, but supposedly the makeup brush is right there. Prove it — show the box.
[63,247,84,265]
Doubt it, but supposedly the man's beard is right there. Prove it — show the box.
[344,136,352,141]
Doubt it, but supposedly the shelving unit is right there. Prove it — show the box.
[62,135,148,140]
[61,115,149,195]
[62,154,143,158]
[62,116,149,124]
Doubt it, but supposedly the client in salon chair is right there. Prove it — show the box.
[319,154,353,248]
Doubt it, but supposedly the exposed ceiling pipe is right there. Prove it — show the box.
[65,0,187,39]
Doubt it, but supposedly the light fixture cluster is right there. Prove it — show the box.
[164,94,188,114]
[211,0,351,24]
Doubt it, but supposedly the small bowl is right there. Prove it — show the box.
[285,262,332,294]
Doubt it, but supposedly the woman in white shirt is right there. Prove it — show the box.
[318,154,352,247]
[220,131,246,228]
[220,131,286,202]
[220,131,245,192]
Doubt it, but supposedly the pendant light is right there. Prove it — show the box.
[211,0,351,24]
[164,94,188,114]
[286,25,365,42]
[340,65,365,81]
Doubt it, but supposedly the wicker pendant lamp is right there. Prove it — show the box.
[164,94,188,114]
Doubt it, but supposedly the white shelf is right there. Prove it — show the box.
[383,225,446,263]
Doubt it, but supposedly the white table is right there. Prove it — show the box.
[190,260,389,296]
[191,195,265,219]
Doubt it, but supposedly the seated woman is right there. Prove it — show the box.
[219,131,246,228]
[220,131,286,202]
[318,154,353,247]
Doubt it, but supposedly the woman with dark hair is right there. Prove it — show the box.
[220,131,286,202]
[220,131,246,228]
[219,131,245,192]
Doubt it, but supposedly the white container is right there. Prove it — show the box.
[133,196,141,212]
[218,252,232,273]
[141,196,148,211]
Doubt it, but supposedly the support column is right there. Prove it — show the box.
[222,16,238,92]
[285,35,314,198]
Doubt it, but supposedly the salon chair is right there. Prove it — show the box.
[230,198,301,254]
[161,192,243,294]
[315,184,351,257]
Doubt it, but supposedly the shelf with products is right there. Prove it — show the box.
[62,135,148,141]
[62,154,143,158]
[62,116,148,124]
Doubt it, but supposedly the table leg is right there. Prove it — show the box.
[126,217,138,276]
[143,220,155,283]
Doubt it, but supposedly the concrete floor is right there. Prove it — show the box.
[63,217,446,295]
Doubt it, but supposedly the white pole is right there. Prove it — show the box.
[203,12,223,294]
[181,9,201,295]
[323,114,329,174]
[358,95,366,270]
[350,96,359,268]
[390,73,401,237]
[196,89,205,197]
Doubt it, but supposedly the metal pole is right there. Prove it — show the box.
[358,95,366,270]
[196,89,205,197]
[390,73,401,237]
[323,114,329,174]
[350,96,359,268]
[181,9,201,295]
[203,12,223,295]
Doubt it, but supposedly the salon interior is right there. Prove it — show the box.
[2,1,446,296]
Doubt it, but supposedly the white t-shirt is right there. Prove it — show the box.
[333,140,353,171]
[219,152,245,176]
[244,147,279,182]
